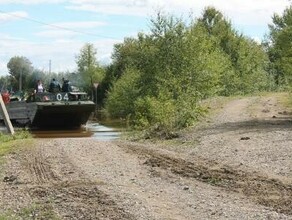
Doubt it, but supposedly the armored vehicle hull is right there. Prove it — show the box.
[0,92,95,128]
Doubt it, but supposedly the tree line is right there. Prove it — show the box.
[1,6,291,138]
[0,43,104,102]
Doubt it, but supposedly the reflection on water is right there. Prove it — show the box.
[85,122,122,141]
[1,121,123,141]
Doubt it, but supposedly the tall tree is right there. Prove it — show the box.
[266,5,292,85]
[0,75,11,91]
[106,12,230,130]
[7,56,33,92]
[26,69,48,90]
[76,43,104,96]
[198,6,271,95]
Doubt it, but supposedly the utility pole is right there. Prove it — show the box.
[49,60,51,74]
[93,83,99,117]
[19,68,22,91]
[0,95,14,135]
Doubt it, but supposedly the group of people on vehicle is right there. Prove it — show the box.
[34,78,72,93]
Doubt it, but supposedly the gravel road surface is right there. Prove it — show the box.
[0,93,291,219]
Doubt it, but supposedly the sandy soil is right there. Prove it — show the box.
[0,93,291,219]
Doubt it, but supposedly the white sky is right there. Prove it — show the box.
[0,0,290,75]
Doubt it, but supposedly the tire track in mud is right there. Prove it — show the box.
[28,155,60,183]
[120,143,292,216]
[29,181,134,220]
[20,147,135,220]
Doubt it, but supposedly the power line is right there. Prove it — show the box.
[0,9,120,40]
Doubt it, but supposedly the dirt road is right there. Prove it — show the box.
[0,93,291,219]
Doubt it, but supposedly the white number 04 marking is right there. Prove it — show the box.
[63,93,69,101]
[56,93,68,101]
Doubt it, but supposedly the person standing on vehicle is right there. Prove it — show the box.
[34,79,44,93]
[49,78,61,93]
[61,78,72,92]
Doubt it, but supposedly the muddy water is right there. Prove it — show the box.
[31,122,123,140]
[1,121,124,141]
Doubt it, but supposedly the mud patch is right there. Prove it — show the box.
[29,181,134,220]
[122,143,292,216]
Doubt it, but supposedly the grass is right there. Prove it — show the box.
[0,130,33,167]
[275,92,292,108]
[18,203,59,220]
[0,130,31,153]
[0,203,59,220]
[0,130,31,142]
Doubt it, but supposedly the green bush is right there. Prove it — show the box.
[132,95,177,139]
[105,68,141,118]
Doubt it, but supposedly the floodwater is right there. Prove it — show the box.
[85,122,122,140]
[1,121,125,141]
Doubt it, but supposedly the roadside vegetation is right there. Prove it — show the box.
[1,5,292,139]
[0,131,31,159]
[0,203,59,220]
[103,6,292,138]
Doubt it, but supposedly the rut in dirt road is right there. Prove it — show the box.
[28,181,134,220]
[28,154,60,183]
[17,147,136,220]
[121,142,292,216]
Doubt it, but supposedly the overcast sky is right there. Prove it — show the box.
[0,0,290,76]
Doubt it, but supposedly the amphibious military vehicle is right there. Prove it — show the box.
[0,91,95,128]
